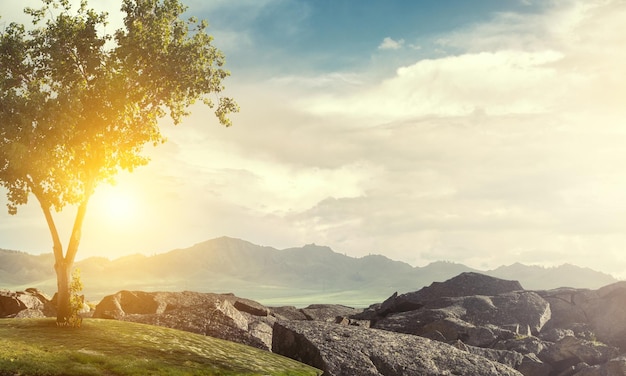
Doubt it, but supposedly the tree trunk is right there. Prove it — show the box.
[37,196,88,324]
[34,182,93,325]
[54,259,72,324]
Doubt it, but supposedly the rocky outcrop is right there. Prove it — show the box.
[93,290,276,350]
[373,291,551,345]
[0,288,54,318]
[271,304,362,322]
[538,335,619,371]
[86,273,626,376]
[355,273,550,353]
[573,356,626,376]
[272,320,523,376]
[540,282,626,351]
[340,272,626,376]
[366,272,524,318]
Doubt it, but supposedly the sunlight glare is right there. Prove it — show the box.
[92,185,139,224]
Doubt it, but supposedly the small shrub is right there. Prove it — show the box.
[67,268,84,328]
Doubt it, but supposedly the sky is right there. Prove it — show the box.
[2,0,626,277]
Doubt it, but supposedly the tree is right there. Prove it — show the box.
[0,0,238,324]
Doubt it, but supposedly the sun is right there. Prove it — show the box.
[92,186,139,224]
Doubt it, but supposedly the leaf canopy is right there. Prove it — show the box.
[0,0,238,214]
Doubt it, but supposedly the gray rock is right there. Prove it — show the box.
[14,308,46,318]
[539,336,620,374]
[494,335,546,355]
[93,290,274,350]
[585,283,626,350]
[540,284,626,350]
[414,272,524,299]
[573,356,626,376]
[270,304,362,322]
[374,291,550,345]
[356,272,524,321]
[559,362,592,376]
[300,304,362,322]
[232,298,270,317]
[272,320,523,376]
[517,353,552,376]
[464,344,524,369]
[271,305,309,320]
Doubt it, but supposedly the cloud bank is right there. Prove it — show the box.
[2,0,626,279]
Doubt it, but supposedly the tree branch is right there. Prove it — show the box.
[32,189,64,262]
[65,178,94,265]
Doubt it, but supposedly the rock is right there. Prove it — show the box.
[585,283,626,350]
[92,290,158,319]
[93,290,274,350]
[355,272,528,326]
[573,356,626,376]
[374,291,550,345]
[517,353,552,376]
[540,283,626,350]
[271,306,309,320]
[539,288,592,331]
[247,320,274,350]
[299,304,362,322]
[232,298,270,317]
[539,336,620,374]
[378,292,423,316]
[0,288,53,318]
[335,316,371,327]
[14,308,46,318]
[272,320,523,376]
[494,335,546,355]
[464,345,524,370]
[420,272,525,298]
[560,362,592,376]
[0,293,23,317]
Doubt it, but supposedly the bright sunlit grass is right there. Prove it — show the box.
[0,318,321,376]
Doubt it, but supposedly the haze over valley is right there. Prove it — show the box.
[0,237,617,306]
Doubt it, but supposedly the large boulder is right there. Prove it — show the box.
[538,335,620,374]
[93,290,275,350]
[356,272,525,320]
[373,291,551,345]
[0,291,23,317]
[299,304,362,322]
[540,282,626,350]
[572,356,626,376]
[0,288,53,318]
[271,305,310,321]
[92,290,157,319]
[272,320,523,376]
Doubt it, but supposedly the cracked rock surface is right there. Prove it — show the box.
[272,320,523,376]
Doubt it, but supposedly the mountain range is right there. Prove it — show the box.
[0,236,618,306]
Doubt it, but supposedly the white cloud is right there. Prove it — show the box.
[303,49,567,122]
[378,37,405,50]
[258,0,626,274]
[5,0,626,279]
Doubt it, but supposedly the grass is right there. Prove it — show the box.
[0,318,321,376]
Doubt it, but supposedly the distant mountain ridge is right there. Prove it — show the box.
[0,237,618,306]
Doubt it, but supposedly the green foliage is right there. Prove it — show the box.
[67,268,84,327]
[0,0,238,215]
[0,319,321,376]
[0,0,238,321]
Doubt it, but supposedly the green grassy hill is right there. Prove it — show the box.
[0,319,321,376]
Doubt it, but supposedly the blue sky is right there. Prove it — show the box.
[205,0,547,75]
[2,0,626,278]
